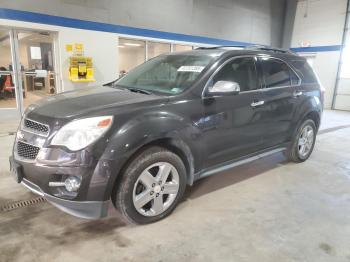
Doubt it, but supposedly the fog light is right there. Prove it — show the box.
[64,176,81,192]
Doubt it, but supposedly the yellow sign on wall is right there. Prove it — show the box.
[65,44,73,52]
[67,42,95,82]
[74,43,84,56]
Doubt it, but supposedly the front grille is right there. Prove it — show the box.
[23,119,49,136]
[17,141,40,160]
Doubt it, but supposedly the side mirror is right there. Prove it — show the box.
[208,81,240,96]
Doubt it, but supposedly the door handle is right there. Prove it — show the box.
[251,100,265,107]
[293,91,303,97]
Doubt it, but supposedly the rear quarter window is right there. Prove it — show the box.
[290,59,318,84]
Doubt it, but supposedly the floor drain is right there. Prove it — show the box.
[0,197,46,212]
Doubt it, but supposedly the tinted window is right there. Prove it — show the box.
[290,59,318,84]
[213,57,259,92]
[261,58,293,88]
[116,54,214,94]
[290,68,300,86]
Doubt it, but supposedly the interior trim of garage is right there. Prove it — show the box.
[0,8,343,53]
[0,8,252,47]
[291,45,342,52]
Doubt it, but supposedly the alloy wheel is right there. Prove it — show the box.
[132,162,180,216]
[298,125,314,158]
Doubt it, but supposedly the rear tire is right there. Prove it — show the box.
[112,146,187,224]
[285,119,317,162]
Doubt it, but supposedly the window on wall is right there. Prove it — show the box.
[118,38,145,77]
[148,42,171,59]
[174,44,193,52]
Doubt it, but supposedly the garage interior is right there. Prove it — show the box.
[1,0,350,261]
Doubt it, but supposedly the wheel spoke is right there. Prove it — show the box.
[157,163,172,183]
[134,190,153,209]
[305,143,311,150]
[152,196,164,214]
[307,130,314,141]
[163,182,179,195]
[140,171,157,188]
[297,125,315,157]
[133,161,180,217]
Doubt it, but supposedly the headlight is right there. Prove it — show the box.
[51,116,113,151]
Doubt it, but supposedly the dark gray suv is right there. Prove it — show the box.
[10,46,323,224]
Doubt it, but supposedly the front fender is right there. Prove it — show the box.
[87,111,203,201]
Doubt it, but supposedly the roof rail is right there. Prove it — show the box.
[196,45,295,54]
[245,45,295,54]
[195,45,244,50]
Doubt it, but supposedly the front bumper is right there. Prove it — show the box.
[11,115,119,219]
[21,177,109,219]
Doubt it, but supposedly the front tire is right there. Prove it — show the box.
[113,146,187,224]
[285,119,317,162]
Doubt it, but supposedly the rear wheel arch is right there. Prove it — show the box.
[285,118,317,162]
[293,110,320,138]
[303,111,320,131]
[293,94,322,131]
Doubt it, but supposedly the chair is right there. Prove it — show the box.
[0,71,7,99]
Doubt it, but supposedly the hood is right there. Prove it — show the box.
[27,86,164,119]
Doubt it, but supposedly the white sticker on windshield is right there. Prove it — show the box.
[177,66,205,73]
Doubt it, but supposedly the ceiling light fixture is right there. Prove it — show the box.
[124,43,142,47]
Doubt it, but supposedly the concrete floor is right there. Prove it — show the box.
[1,110,350,262]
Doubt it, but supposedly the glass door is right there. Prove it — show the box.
[0,28,21,117]
[16,30,57,109]
[0,28,59,119]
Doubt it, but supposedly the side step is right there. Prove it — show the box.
[196,147,286,180]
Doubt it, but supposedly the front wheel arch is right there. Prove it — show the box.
[111,137,195,203]
[112,146,187,224]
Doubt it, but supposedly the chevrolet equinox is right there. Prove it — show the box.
[10,46,323,224]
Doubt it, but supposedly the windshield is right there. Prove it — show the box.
[114,54,214,95]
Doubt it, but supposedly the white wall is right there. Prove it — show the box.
[0,18,118,92]
[335,13,350,110]
[291,0,347,109]
[0,0,290,47]
[336,78,350,110]
[58,28,118,91]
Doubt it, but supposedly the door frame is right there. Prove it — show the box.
[0,26,61,118]
[0,28,21,118]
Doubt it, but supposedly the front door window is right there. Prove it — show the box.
[212,57,259,92]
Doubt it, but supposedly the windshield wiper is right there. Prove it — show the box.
[126,87,153,95]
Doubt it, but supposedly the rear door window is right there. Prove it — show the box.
[290,67,301,86]
[289,59,318,84]
[260,58,292,88]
